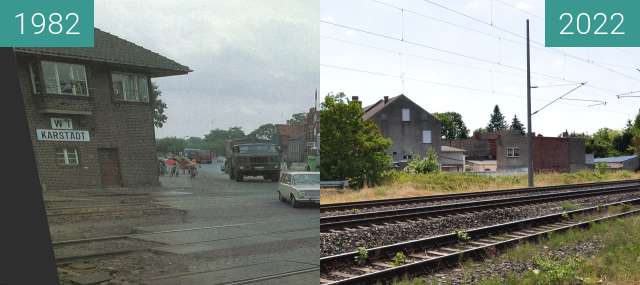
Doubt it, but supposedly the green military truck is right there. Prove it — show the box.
[224,139,281,182]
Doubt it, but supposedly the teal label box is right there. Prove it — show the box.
[0,0,94,47]
[545,0,640,47]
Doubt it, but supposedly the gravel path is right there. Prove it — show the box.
[321,192,640,257]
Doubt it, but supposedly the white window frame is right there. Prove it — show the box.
[111,72,150,103]
[506,147,520,158]
[401,108,410,122]
[41,61,89,96]
[56,148,79,165]
[422,130,432,144]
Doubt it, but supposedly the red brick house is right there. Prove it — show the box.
[15,28,191,190]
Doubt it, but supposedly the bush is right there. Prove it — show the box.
[595,163,608,175]
[405,149,440,174]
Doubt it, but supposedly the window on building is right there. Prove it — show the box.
[41,61,88,96]
[402,108,410,122]
[56,148,79,165]
[112,72,150,102]
[507,147,520,158]
[29,63,42,94]
[422,130,432,144]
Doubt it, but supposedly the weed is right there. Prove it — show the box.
[390,251,406,267]
[561,202,579,212]
[455,230,471,242]
[354,247,368,265]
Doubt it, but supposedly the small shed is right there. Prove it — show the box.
[440,145,466,172]
[593,155,639,171]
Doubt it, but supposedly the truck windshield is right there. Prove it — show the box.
[238,145,277,154]
[292,173,320,185]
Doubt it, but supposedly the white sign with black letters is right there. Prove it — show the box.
[36,129,90,142]
[50,118,73,130]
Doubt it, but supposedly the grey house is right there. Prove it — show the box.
[362,94,442,164]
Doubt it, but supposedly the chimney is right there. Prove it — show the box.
[351,96,359,102]
[384,96,389,104]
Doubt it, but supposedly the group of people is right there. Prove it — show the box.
[159,156,199,178]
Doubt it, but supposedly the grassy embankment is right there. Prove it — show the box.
[392,207,640,285]
[321,170,640,204]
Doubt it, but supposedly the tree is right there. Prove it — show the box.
[287,113,307,125]
[151,82,168,128]
[320,92,391,188]
[249,123,276,141]
[433,112,469,140]
[509,115,525,135]
[406,149,440,174]
[203,127,246,155]
[486,105,508,132]
[156,137,186,154]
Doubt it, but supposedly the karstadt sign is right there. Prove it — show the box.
[36,129,90,142]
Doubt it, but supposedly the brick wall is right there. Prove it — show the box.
[18,55,159,190]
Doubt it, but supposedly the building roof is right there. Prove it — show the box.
[15,28,191,77]
[441,145,465,152]
[593,155,638,163]
[362,95,402,120]
[276,124,304,138]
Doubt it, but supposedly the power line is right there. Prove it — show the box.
[321,20,622,94]
[532,82,587,115]
[416,0,640,81]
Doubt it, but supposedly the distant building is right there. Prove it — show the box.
[362,94,442,164]
[304,107,320,158]
[496,132,587,173]
[15,28,190,190]
[440,145,465,172]
[594,155,639,171]
[275,124,304,164]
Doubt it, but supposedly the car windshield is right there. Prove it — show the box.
[238,144,277,154]
[292,173,320,185]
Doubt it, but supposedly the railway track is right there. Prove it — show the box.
[320,198,640,284]
[321,179,640,215]
[320,181,640,232]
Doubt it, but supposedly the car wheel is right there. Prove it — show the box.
[278,191,286,202]
[290,195,298,208]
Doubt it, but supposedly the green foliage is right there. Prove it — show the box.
[320,92,391,188]
[203,127,246,155]
[456,230,471,242]
[405,149,440,174]
[151,82,168,128]
[509,114,525,135]
[355,247,369,265]
[433,112,469,139]
[390,251,406,267]
[286,112,307,125]
[156,137,186,155]
[248,123,276,142]
[561,202,579,212]
[486,105,508,132]
[595,162,608,175]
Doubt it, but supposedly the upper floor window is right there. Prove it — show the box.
[40,61,89,96]
[112,72,149,103]
[402,108,410,122]
[507,147,520,158]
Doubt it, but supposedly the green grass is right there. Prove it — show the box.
[322,170,640,204]
[394,214,640,285]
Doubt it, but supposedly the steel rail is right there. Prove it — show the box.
[321,179,640,213]
[320,198,640,284]
[320,184,640,232]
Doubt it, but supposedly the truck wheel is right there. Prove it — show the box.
[290,195,299,208]
[236,173,243,182]
[271,175,279,182]
[229,171,235,180]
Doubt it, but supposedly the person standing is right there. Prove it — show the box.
[166,157,176,177]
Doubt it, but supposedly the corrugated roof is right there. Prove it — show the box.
[593,155,638,163]
[15,28,191,77]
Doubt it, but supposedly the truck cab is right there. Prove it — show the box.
[226,142,281,182]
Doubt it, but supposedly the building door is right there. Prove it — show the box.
[98,148,121,187]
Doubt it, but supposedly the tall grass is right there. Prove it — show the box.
[321,170,640,204]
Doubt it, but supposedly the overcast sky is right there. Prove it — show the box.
[321,0,640,136]
[95,0,319,138]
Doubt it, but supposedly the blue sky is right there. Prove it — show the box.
[320,0,640,136]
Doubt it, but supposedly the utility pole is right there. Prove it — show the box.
[526,19,534,187]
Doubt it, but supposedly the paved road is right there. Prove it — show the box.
[138,162,319,284]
